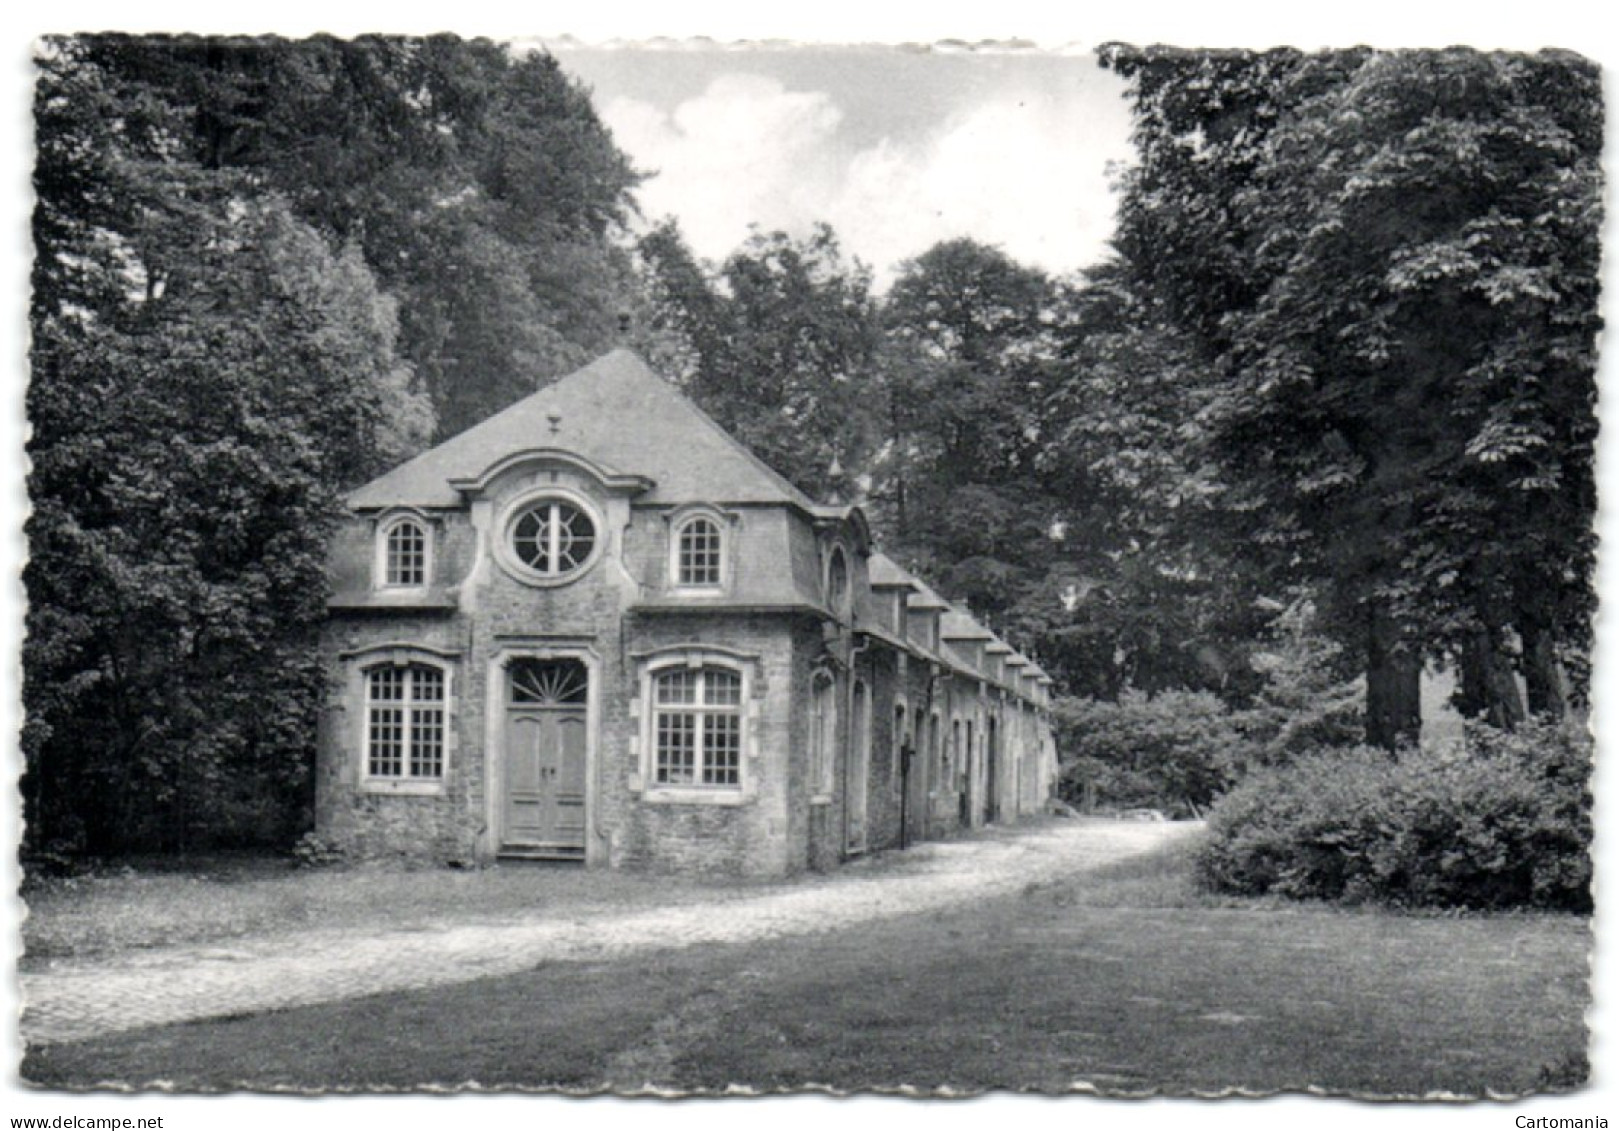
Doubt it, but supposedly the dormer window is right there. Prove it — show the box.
[673,513,724,589]
[826,546,851,619]
[376,513,432,590]
[387,522,425,586]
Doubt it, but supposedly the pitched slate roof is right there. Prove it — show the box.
[349,350,817,511]
[905,576,952,611]
[867,551,921,590]
[940,609,994,641]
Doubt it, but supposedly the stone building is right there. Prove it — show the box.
[315,349,1057,875]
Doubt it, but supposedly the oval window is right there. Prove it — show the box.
[507,498,598,581]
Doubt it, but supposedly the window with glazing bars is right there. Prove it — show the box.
[385,520,426,587]
[366,664,445,779]
[676,517,723,587]
[653,667,742,786]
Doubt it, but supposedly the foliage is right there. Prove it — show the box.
[290,832,347,869]
[1029,264,1268,699]
[1101,46,1602,744]
[1196,720,1593,910]
[1054,597,1362,814]
[1054,690,1242,817]
[27,35,651,855]
[639,221,881,499]
[27,192,401,852]
[1234,597,1365,767]
[49,34,644,443]
[865,238,1079,659]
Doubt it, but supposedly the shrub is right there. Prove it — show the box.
[1056,690,1249,817]
[1196,720,1592,911]
[289,831,346,869]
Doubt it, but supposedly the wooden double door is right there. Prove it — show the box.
[501,658,588,855]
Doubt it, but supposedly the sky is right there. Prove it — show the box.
[533,41,1137,285]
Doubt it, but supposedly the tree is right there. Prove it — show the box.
[27,205,414,853]
[27,40,427,852]
[871,240,1067,627]
[1033,263,1267,700]
[1102,46,1601,746]
[639,221,882,498]
[54,34,645,442]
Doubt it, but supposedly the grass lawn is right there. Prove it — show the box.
[21,853,769,965]
[23,838,1590,1096]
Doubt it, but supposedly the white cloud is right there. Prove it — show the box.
[834,93,1129,283]
[603,71,1132,285]
[603,74,844,264]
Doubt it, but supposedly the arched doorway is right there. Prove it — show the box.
[984,712,999,824]
[846,680,871,854]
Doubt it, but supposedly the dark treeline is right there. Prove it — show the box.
[26,39,1601,855]
[27,35,650,853]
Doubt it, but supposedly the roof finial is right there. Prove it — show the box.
[547,412,562,435]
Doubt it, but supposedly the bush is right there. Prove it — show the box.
[289,831,346,869]
[1056,690,1248,817]
[1196,720,1592,911]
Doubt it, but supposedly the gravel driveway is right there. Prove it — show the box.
[21,818,1197,1047]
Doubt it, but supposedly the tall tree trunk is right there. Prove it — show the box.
[1456,625,1527,730]
[1520,617,1571,721]
[1365,603,1421,751]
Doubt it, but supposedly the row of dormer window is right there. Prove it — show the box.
[373,505,734,593]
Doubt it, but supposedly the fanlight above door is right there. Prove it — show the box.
[509,658,588,706]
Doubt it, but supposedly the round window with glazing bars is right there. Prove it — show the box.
[507,498,598,580]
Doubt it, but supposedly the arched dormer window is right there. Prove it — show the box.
[671,511,726,590]
[826,545,851,620]
[376,513,431,590]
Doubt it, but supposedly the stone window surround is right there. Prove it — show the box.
[629,645,763,807]
[339,642,461,797]
[665,504,736,593]
[492,485,605,588]
[482,637,604,862]
[372,509,435,592]
[650,665,743,789]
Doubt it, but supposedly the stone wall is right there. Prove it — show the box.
[317,452,1059,876]
[614,611,807,877]
[315,609,479,864]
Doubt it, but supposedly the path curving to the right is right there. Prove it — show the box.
[21,819,1198,1047]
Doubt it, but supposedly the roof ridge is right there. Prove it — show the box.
[346,349,820,511]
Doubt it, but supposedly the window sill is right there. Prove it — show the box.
[810,794,833,807]
[359,778,445,796]
[640,787,752,807]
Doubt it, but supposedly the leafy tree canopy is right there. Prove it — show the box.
[1099,46,1601,743]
